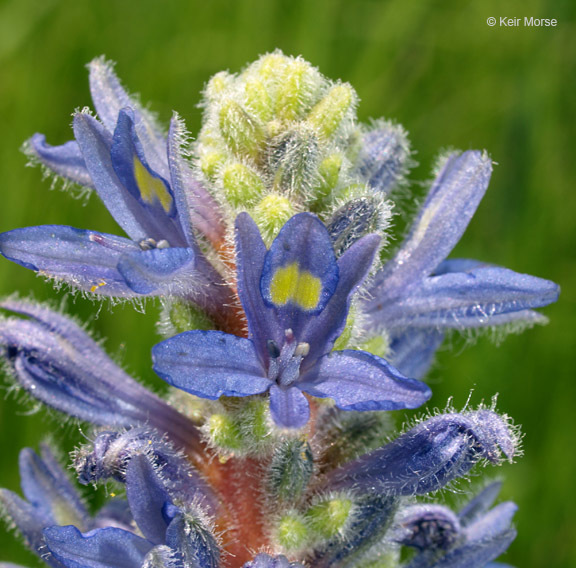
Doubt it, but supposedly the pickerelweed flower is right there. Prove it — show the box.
[0,52,559,568]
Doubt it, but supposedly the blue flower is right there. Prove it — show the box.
[153,212,431,429]
[0,298,202,453]
[361,150,559,377]
[396,482,518,568]
[0,59,231,322]
[2,440,219,568]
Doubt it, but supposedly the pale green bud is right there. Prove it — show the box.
[164,299,213,335]
[275,511,310,551]
[358,333,389,359]
[208,413,243,451]
[252,193,295,241]
[306,497,353,539]
[205,71,234,102]
[239,398,271,448]
[307,84,356,139]
[275,58,322,121]
[244,78,273,122]
[199,151,226,181]
[221,162,265,206]
[219,100,265,161]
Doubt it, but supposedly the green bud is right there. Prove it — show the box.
[199,151,225,181]
[239,398,271,447]
[207,413,243,451]
[307,84,356,139]
[306,497,353,539]
[252,193,295,241]
[332,308,355,351]
[205,71,233,102]
[275,58,321,121]
[219,100,265,161]
[244,78,273,122]
[275,511,310,551]
[165,299,213,335]
[268,439,314,500]
[221,162,265,206]
[358,334,389,359]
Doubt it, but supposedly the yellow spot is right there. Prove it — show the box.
[90,281,107,293]
[133,157,173,213]
[269,263,322,311]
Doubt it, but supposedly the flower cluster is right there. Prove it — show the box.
[0,53,559,568]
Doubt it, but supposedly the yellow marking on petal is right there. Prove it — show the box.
[269,262,322,311]
[133,157,173,213]
[90,281,107,293]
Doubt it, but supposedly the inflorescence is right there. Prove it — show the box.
[0,52,559,568]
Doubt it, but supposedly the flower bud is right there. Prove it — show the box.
[275,511,310,552]
[267,439,314,500]
[326,197,382,255]
[219,100,265,162]
[252,193,295,241]
[306,84,356,139]
[221,162,265,206]
[356,121,411,194]
[305,497,353,539]
[324,410,517,496]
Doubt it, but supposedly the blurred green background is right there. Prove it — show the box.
[0,0,574,565]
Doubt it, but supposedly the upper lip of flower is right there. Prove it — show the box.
[0,59,237,323]
[359,150,560,377]
[152,212,432,429]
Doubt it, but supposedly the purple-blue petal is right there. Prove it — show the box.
[458,481,503,526]
[19,446,88,529]
[235,213,283,363]
[268,384,310,429]
[369,151,492,295]
[125,455,174,545]
[43,525,154,568]
[168,114,226,247]
[300,349,431,411]
[324,410,516,496]
[88,58,167,177]
[73,113,148,241]
[110,109,187,247]
[152,331,270,399]
[299,233,381,364]
[367,266,559,330]
[0,489,53,554]
[117,247,196,295]
[0,225,140,296]
[261,213,339,320]
[27,134,93,188]
[388,329,445,379]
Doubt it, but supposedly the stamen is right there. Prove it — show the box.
[139,238,157,250]
[294,342,310,358]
